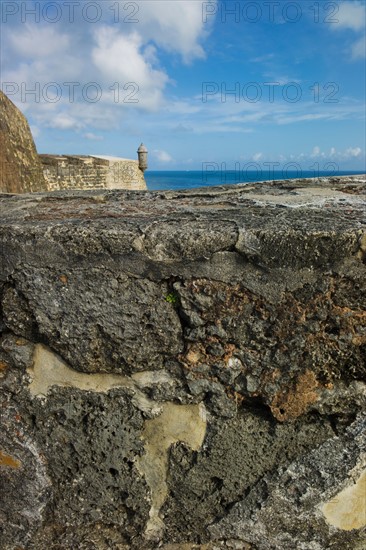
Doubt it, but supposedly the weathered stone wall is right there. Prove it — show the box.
[40,155,147,191]
[0,176,365,550]
[0,91,47,193]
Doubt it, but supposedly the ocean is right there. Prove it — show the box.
[144,170,365,191]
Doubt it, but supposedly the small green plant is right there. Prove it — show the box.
[165,291,180,307]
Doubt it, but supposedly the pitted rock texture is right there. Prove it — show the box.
[0,91,47,194]
[0,175,365,549]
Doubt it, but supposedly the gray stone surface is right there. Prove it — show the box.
[0,175,365,549]
[210,413,366,550]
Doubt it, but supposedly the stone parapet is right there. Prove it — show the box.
[0,175,365,549]
[40,154,147,191]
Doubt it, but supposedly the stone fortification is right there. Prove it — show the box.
[0,90,147,194]
[0,175,365,549]
[40,155,147,192]
[0,91,47,194]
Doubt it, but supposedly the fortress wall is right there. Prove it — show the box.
[40,155,147,192]
[0,175,365,550]
[0,91,47,194]
[0,90,146,194]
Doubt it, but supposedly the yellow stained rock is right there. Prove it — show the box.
[0,450,21,469]
[137,402,207,541]
[321,470,366,531]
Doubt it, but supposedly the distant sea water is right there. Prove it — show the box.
[145,170,365,191]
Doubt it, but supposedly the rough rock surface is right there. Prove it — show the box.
[0,91,47,194]
[0,175,365,549]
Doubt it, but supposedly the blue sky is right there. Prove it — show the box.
[1,0,365,170]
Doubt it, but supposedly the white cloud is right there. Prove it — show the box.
[92,27,169,111]
[250,54,275,63]
[307,146,363,161]
[132,0,215,62]
[1,1,217,131]
[330,1,366,61]
[252,152,263,161]
[332,1,366,32]
[352,34,366,59]
[48,113,81,130]
[345,147,362,157]
[3,24,83,86]
[243,147,364,165]
[194,124,253,134]
[154,149,173,163]
[143,94,365,138]
[83,132,103,141]
[8,24,70,58]
[263,75,301,86]
[276,113,334,125]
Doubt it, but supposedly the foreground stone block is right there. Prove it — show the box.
[0,175,365,549]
